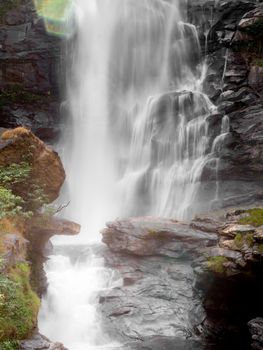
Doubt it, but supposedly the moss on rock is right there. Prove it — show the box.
[207,256,229,274]
[239,208,263,227]
[0,263,40,342]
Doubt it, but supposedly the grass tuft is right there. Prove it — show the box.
[239,208,263,227]
[207,256,228,274]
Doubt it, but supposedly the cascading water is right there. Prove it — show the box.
[39,0,228,348]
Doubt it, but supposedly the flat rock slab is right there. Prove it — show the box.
[101,217,218,257]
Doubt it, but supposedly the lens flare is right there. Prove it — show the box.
[33,0,73,36]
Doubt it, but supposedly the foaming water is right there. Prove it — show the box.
[39,0,229,348]
[38,246,122,350]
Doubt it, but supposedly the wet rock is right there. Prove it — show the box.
[100,248,204,344]
[101,217,218,257]
[19,332,68,350]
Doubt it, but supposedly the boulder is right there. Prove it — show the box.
[0,127,65,204]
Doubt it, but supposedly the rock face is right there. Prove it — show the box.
[0,127,65,203]
[100,207,263,348]
[0,0,63,141]
[188,0,263,211]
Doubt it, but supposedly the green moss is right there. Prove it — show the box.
[234,233,254,248]
[0,86,44,108]
[239,208,263,227]
[147,229,171,240]
[0,0,21,23]
[0,263,40,342]
[207,256,228,274]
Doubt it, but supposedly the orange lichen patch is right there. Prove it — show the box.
[1,127,31,140]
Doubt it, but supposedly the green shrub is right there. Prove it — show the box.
[239,208,263,227]
[0,263,40,342]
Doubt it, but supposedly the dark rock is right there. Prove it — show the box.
[0,0,64,141]
[248,318,263,350]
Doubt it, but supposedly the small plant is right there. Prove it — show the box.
[207,256,228,274]
[0,163,31,188]
[0,187,29,220]
[239,208,263,227]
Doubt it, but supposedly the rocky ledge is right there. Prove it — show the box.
[100,207,263,349]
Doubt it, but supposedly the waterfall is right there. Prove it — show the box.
[39,0,227,348]
[64,0,219,226]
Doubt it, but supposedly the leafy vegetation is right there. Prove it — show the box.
[0,187,31,220]
[239,208,263,227]
[0,163,30,188]
[0,263,40,342]
[207,256,228,274]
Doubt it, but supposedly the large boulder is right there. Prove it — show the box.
[0,127,65,204]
